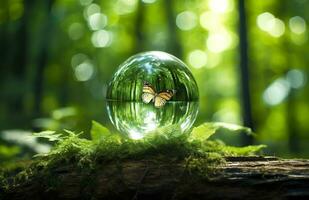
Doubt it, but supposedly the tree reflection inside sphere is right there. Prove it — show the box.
[106,51,199,139]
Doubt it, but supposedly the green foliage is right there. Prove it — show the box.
[34,130,93,168]
[188,122,263,156]
[189,122,254,142]
[90,120,113,141]
[32,131,62,142]
[216,144,267,156]
[0,145,20,160]
[202,140,266,156]
[189,123,217,142]
[0,121,266,190]
[185,153,224,176]
[210,122,253,135]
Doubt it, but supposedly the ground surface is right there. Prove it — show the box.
[3,156,309,200]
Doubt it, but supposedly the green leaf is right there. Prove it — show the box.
[188,122,254,142]
[211,122,253,135]
[32,131,62,141]
[52,107,77,120]
[90,121,112,141]
[63,129,83,137]
[188,123,218,142]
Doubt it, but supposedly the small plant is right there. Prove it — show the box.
[1,121,266,191]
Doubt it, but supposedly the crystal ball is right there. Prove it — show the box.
[106,51,199,139]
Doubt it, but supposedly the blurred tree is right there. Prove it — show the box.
[164,0,182,58]
[237,0,254,145]
[33,0,55,118]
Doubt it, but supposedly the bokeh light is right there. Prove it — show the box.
[71,53,89,68]
[199,11,221,31]
[263,78,290,106]
[68,23,85,40]
[289,16,307,34]
[187,50,207,69]
[91,30,113,48]
[257,12,285,37]
[79,0,93,6]
[88,13,108,30]
[74,61,94,82]
[142,0,156,4]
[286,69,306,89]
[114,0,137,15]
[208,0,232,13]
[84,3,101,19]
[268,18,285,37]
[206,29,232,53]
[176,11,197,31]
[257,12,275,32]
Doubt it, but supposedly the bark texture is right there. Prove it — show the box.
[3,156,309,200]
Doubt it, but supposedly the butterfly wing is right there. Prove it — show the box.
[142,82,156,103]
[154,90,175,108]
[142,93,155,103]
[154,96,167,108]
[143,82,156,94]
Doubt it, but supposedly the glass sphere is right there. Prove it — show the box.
[106,51,199,139]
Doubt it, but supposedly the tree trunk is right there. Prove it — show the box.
[164,0,182,58]
[237,0,254,145]
[3,156,309,200]
[32,0,55,117]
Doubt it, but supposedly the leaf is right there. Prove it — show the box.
[52,107,77,120]
[188,122,254,142]
[32,131,62,141]
[188,123,218,142]
[211,122,253,135]
[91,121,112,141]
[63,129,83,137]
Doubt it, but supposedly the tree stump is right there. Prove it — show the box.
[3,156,309,200]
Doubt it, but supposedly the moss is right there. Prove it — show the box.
[0,122,266,192]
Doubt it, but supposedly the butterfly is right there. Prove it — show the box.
[142,82,176,108]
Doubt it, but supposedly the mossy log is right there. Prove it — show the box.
[3,156,309,200]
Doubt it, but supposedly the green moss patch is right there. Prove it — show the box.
[1,121,266,192]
